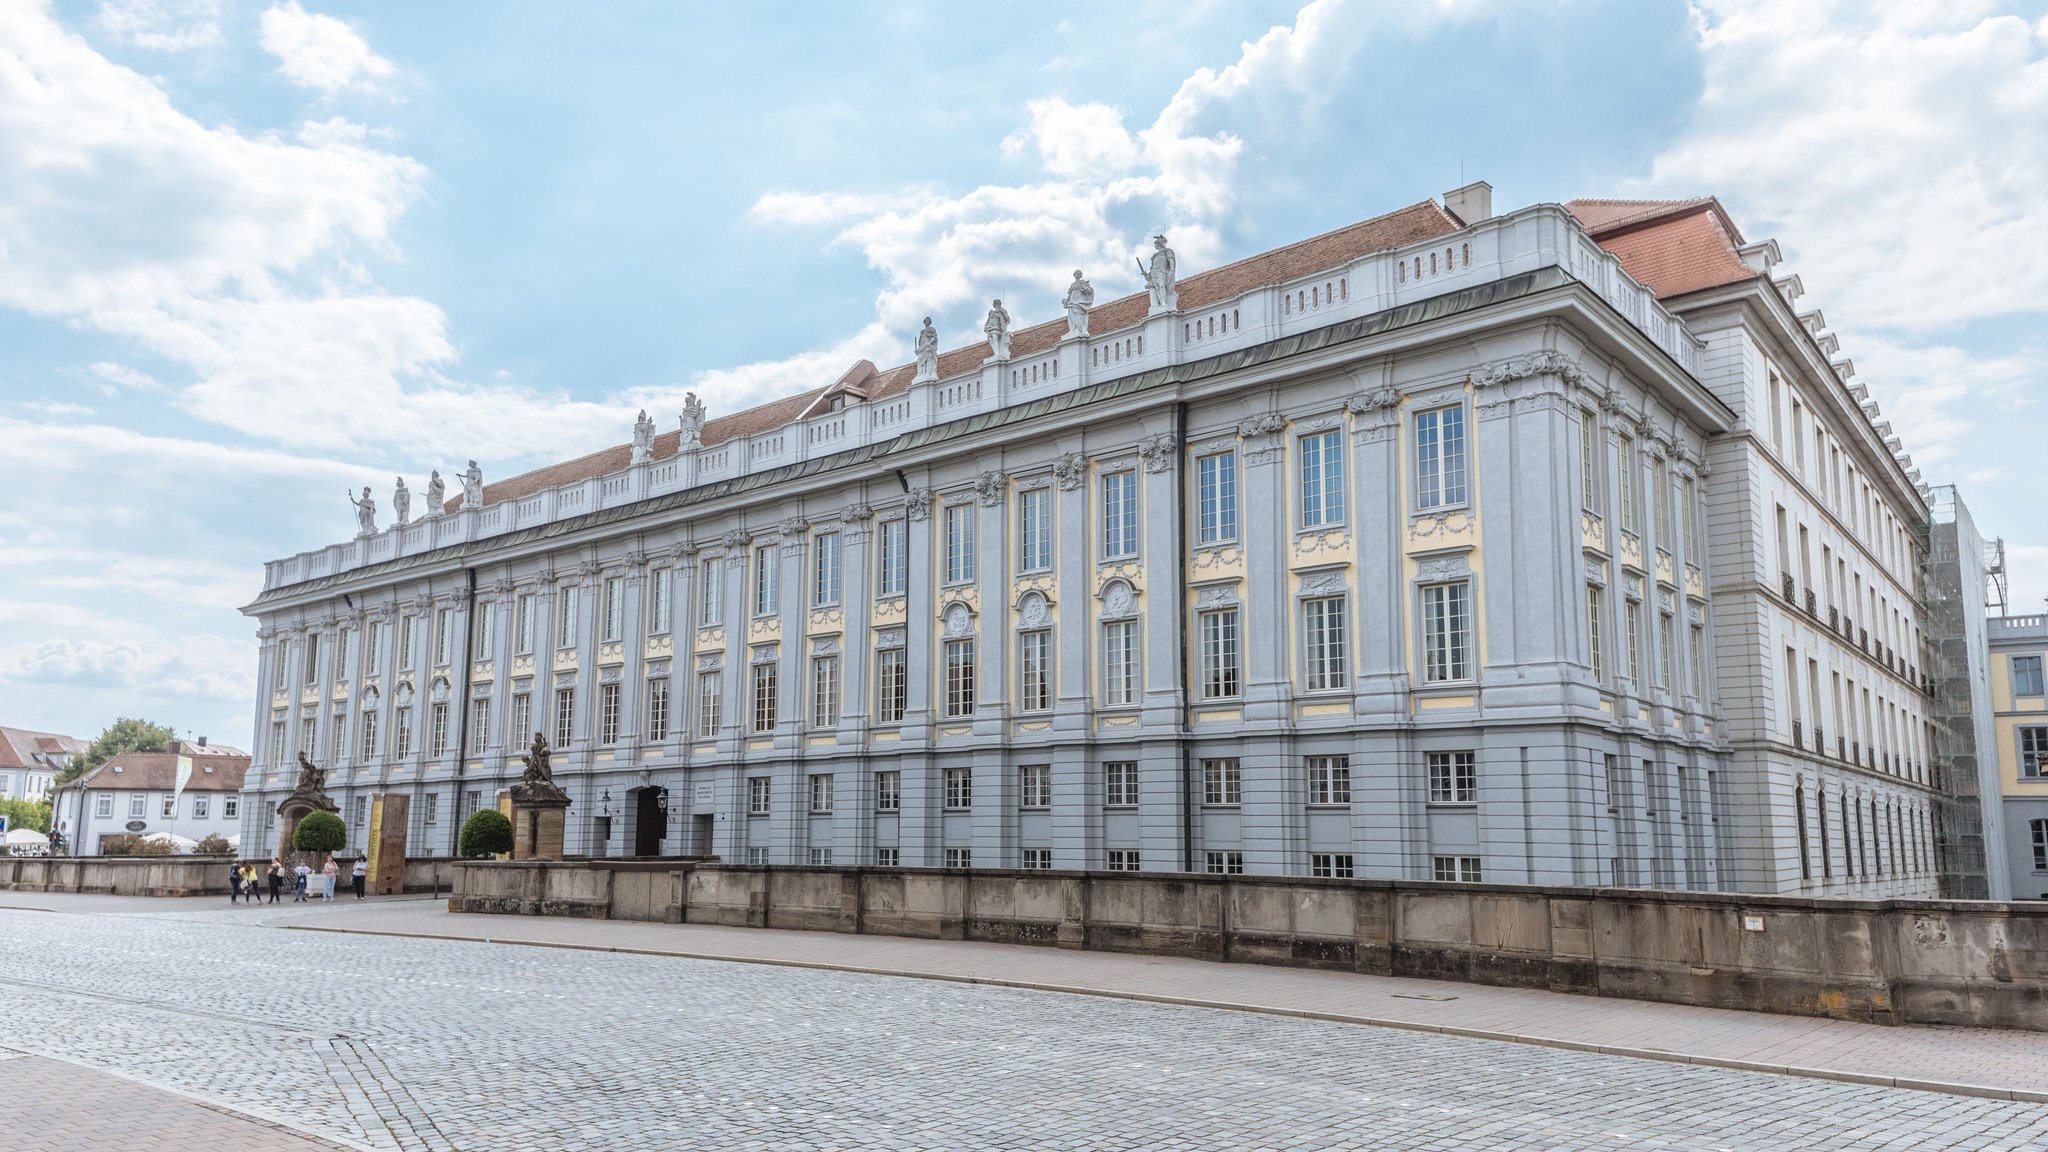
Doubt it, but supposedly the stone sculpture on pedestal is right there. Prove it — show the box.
[393,477,411,526]
[1140,234,1178,312]
[276,751,339,863]
[460,461,484,509]
[630,409,656,465]
[509,732,573,861]
[680,393,706,448]
[1063,271,1094,337]
[424,471,445,518]
[984,300,1012,361]
[348,487,377,537]
[913,317,940,383]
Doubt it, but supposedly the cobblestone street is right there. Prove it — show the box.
[4,903,2048,1151]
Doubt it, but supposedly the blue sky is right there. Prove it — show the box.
[2,0,2045,747]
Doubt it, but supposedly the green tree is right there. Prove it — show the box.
[459,809,513,857]
[55,717,175,788]
[292,810,347,856]
[194,833,233,855]
[0,798,52,834]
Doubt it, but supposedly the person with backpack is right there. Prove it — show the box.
[228,859,243,903]
[293,861,311,902]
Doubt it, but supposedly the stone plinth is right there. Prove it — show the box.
[511,797,570,861]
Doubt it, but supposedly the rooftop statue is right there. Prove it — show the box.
[913,317,940,383]
[1063,271,1095,338]
[424,471,445,518]
[984,299,1012,361]
[348,486,377,537]
[1139,234,1178,312]
[680,392,706,447]
[631,409,656,465]
[393,477,411,526]
[461,460,484,508]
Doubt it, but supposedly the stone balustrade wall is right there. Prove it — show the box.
[0,856,461,897]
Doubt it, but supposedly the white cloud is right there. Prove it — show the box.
[258,1,394,93]
[95,0,221,52]
[1845,335,2038,470]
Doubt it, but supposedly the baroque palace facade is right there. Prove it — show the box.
[240,183,1944,896]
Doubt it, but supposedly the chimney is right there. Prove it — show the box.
[199,735,207,749]
[1443,181,1493,226]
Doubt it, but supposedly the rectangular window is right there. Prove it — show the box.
[876,649,907,723]
[1104,761,1139,807]
[434,608,453,666]
[429,702,450,757]
[95,794,113,818]
[1690,624,1706,697]
[1652,458,1671,545]
[192,795,209,819]
[1201,758,1241,806]
[127,793,146,818]
[331,712,347,763]
[1421,582,1472,683]
[753,545,778,616]
[648,569,673,635]
[752,663,778,732]
[944,502,976,585]
[748,777,770,815]
[1587,586,1605,679]
[270,719,287,765]
[223,796,239,820]
[1658,613,1675,688]
[646,678,669,741]
[1683,477,1699,559]
[1432,856,1484,882]
[808,847,833,866]
[875,771,900,812]
[598,682,620,745]
[2015,656,2045,697]
[699,559,724,626]
[944,847,973,868]
[510,692,530,748]
[1414,404,1468,509]
[1579,413,1600,510]
[162,794,175,819]
[553,687,575,746]
[2023,727,2048,778]
[1101,620,1137,706]
[305,631,321,681]
[556,586,579,649]
[1427,751,1477,804]
[1309,853,1354,879]
[812,533,842,606]
[514,594,535,654]
[878,520,907,596]
[2034,819,2048,872]
[811,655,840,727]
[877,847,901,867]
[1019,630,1052,712]
[470,605,492,660]
[394,707,413,758]
[334,628,351,680]
[1204,850,1245,875]
[365,621,384,673]
[272,643,289,691]
[1017,488,1053,573]
[809,773,834,813]
[746,847,768,865]
[1627,603,1644,684]
[1617,434,1637,533]
[944,638,976,717]
[697,671,723,738]
[421,793,438,826]
[944,767,972,810]
[469,698,489,755]
[1107,849,1141,872]
[1299,429,1345,527]
[398,615,415,669]
[1197,451,1238,544]
[1198,608,1241,699]
[1303,596,1348,690]
[1023,848,1053,870]
[1020,764,1052,809]
[359,709,379,758]
[1101,470,1139,560]
[299,719,317,758]
[1308,756,1351,806]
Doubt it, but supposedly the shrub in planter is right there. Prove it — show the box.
[194,833,233,855]
[292,810,347,856]
[459,809,513,858]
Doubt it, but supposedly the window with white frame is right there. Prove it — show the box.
[1101,470,1138,560]
[1107,849,1141,871]
[270,719,287,765]
[272,642,289,691]
[553,687,575,746]
[1626,602,1644,684]
[1205,851,1244,875]
[1101,620,1138,706]
[645,678,669,741]
[394,707,413,757]
[648,568,673,635]
[1023,847,1053,870]
[1579,413,1600,511]
[1587,586,1605,679]
[1420,581,1472,683]
[305,631,321,682]
[1199,608,1240,699]
[1414,404,1468,510]
[1307,756,1351,805]
[515,594,535,654]
[1104,761,1139,807]
[1617,434,1637,533]
[1017,488,1052,573]
[944,503,976,585]
[331,712,346,763]
[598,683,620,745]
[1302,596,1348,690]
[1309,853,1353,879]
[191,795,210,819]
[944,767,972,810]
[878,520,907,596]
[1197,450,1238,544]
[943,638,975,717]
[812,533,841,606]
[747,777,770,815]
[470,605,492,660]
[944,847,973,868]
[1427,751,1476,804]
[2034,819,2048,871]
[365,620,384,673]
[398,615,416,668]
[809,773,834,813]
[697,671,722,738]
[746,847,768,865]
[2022,727,2048,778]
[161,794,174,818]
[752,663,778,732]
[299,719,317,758]
[753,545,778,616]
[1658,613,1675,688]
[811,655,840,727]
[434,608,453,666]
[428,702,450,757]
[95,794,113,818]
[876,847,901,867]
[1690,623,1706,697]
[2015,656,2045,698]
[1652,457,1671,544]
[1202,758,1241,806]
[808,847,833,866]
[875,771,900,812]
[223,796,239,820]
[556,586,579,649]
[1299,429,1345,528]
[875,649,907,723]
[422,793,439,826]
[1018,630,1052,712]
[469,698,489,754]
[699,559,724,625]
[1020,764,1051,809]
[1432,855,1484,882]
[334,627,351,680]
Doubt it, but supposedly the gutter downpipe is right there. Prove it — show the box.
[1175,400,1194,874]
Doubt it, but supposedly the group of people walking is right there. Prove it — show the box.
[228,857,368,903]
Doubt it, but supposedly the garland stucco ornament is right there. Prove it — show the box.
[1469,349,1586,390]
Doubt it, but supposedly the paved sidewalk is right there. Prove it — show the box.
[0,1051,350,1151]
[9,888,2048,1103]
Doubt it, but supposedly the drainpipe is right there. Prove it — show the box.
[449,566,477,857]
[1174,400,1194,873]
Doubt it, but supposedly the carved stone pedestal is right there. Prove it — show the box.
[511,797,570,861]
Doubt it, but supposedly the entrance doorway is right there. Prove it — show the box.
[633,787,665,857]
[692,813,714,857]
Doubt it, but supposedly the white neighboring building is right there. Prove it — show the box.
[50,739,251,855]
[0,726,87,802]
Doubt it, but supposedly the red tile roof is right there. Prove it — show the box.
[0,726,87,771]
[1565,198,1761,301]
[76,751,250,793]
[456,199,1463,511]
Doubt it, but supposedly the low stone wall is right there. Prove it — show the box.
[453,861,2048,1032]
[0,855,462,898]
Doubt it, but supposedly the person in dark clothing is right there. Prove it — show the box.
[229,860,242,903]
[267,859,285,904]
[351,857,367,899]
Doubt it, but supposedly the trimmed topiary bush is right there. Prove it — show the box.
[292,810,347,856]
[459,808,513,858]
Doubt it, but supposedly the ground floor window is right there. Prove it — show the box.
[1204,851,1244,875]
[1309,852,1354,879]
[1432,855,1483,882]
[944,847,972,868]
[1107,849,1141,871]
[1022,847,1053,870]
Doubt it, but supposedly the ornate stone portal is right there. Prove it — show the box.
[275,750,340,862]
[509,732,572,861]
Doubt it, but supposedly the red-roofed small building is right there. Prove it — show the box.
[0,725,87,803]
[49,739,251,855]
